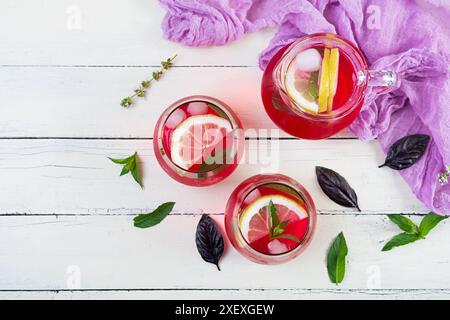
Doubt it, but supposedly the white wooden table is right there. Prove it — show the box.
[1,0,449,300]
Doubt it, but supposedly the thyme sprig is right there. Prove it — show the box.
[120,54,178,107]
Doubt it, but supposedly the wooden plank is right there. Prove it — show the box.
[1,289,450,300]
[0,215,448,290]
[0,139,426,215]
[0,66,266,138]
[0,0,275,66]
[0,66,353,139]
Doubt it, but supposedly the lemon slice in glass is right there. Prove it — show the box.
[239,194,308,243]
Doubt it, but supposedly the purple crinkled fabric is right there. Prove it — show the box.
[159,0,450,215]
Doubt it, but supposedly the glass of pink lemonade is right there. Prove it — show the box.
[262,33,399,139]
[153,95,244,186]
[225,174,317,264]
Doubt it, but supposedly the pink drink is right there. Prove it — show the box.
[153,96,244,187]
[225,174,317,264]
[261,33,398,139]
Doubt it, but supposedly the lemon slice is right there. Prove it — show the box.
[170,115,232,170]
[239,194,308,242]
[327,48,340,112]
[285,62,320,114]
[318,48,331,113]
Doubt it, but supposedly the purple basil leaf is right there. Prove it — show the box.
[379,134,430,170]
[195,215,224,271]
[316,166,361,211]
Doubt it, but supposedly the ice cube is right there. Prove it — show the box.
[295,48,322,73]
[187,101,209,115]
[165,108,186,129]
[267,239,289,255]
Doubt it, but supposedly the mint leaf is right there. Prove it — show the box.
[387,214,419,234]
[327,232,348,285]
[269,200,279,235]
[264,183,305,204]
[108,154,133,164]
[273,233,300,243]
[130,164,142,187]
[198,148,230,173]
[120,165,130,176]
[207,103,229,120]
[278,220,289,230]
[129,157,142,188]
[268,200,297,241]
[308,71,319,99]
[272,94,284,111]
[133,202,175,228]
[419,212,448,237]
[273,220,291,236]
[272,227,283,237]
[108,152,143,188]
[382,232,421,251]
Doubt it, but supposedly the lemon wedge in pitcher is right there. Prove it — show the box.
[327,48,340,112]
[285,50,322,114]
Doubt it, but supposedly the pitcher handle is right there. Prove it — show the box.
[364,70,400,94]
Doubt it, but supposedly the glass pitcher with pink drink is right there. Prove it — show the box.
[261,33,399,140]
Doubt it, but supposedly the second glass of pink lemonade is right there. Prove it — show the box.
[225,174,317,264]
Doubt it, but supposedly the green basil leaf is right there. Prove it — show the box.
[133,202,175,228]
[327,232,348,285]
[419,212,448,237]
[382,232,421,252]
[387,214,419,234]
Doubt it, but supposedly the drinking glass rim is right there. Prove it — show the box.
[227,174,317,263]
[273,33,369,121]
[153,95,243,176]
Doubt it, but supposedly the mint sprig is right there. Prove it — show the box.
[120,54,177,107]
[108,152,143,188]
[134,202,175,228]
[382,213,448,251]
[268,200,300,243]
